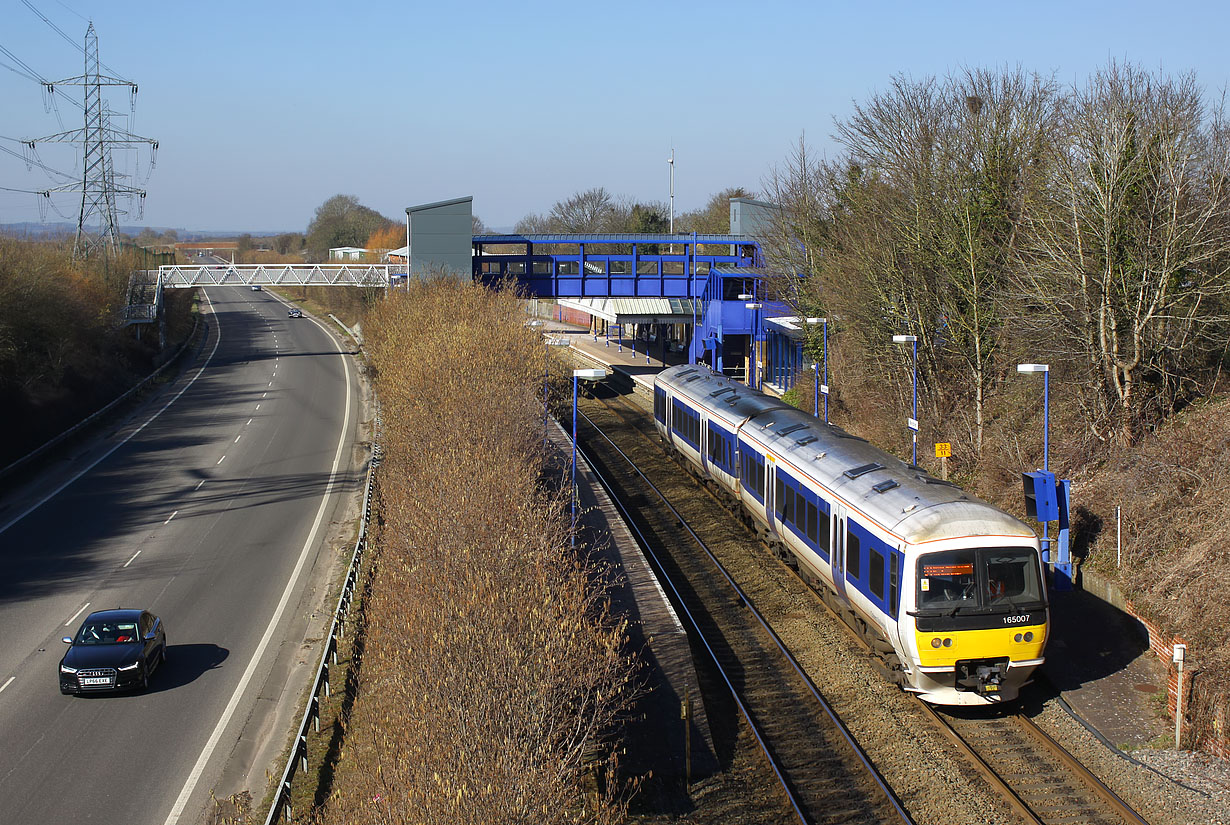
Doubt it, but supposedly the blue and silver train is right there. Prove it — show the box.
[653,364,1049,705]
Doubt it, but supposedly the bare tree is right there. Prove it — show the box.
[1017,63,1230,441]
[549,187,617,233]
[763,71,1059,457]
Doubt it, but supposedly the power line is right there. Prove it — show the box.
[21,0,131,83]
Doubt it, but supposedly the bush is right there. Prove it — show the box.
[313,279,634,824]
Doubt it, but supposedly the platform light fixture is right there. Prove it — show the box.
[744,301,764,390]
[805,317,828,421]
[1016,364,1050,472]
[892,334,919,466]
[572,368,608,547]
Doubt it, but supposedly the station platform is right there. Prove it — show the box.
[545,407,718,795]
[532,318,676,399]
[1042,587,1171,750]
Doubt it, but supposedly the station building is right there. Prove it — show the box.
[401,194,814,395]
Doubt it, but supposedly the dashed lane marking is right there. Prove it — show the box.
[0,677,14,694]
[164,510,178,524]
[64,602,90,626]
[123,550,142,568]
[195,480,205,491]
[216,456,226,465]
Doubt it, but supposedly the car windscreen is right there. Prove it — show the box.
[77,621,141,645]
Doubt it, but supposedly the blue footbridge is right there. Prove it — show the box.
[472,232,814,394]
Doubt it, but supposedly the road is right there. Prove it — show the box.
[0,285,363,824]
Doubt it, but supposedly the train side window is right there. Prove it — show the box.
[817,500,830,552]
[847,529,861,581]
[870,548,885,600]
[775,477,786,517]
[805,499,817,546]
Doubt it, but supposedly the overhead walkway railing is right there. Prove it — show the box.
[472,232,758,299]
[156,264,395,288]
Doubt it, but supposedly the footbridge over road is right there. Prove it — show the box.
[156,263,394,288]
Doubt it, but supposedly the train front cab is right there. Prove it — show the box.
[901,542,1048,705]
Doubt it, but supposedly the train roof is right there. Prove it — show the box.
[656,365,1037,545]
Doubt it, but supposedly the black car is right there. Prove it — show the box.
[60,609,167,694]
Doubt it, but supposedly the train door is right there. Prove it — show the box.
[699,417,710,475]
[832,503,848,601]
[764,457,779,539]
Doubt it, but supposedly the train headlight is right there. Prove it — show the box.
[931,638,942,648]
[942,638,952,647]
[1024,631,1034,642]
[1014,633,1023,642]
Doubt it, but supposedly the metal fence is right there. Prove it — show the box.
[263,406,381,824]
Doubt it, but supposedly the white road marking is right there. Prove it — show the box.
[163,313,354,825]
[123,550,142,568]
[255,404,261,410]
[234,435,241,443]
[246,418,252,426]
[268,381,273,387]
[164,510,178,524]
[195,479,206,491]
[261,392,267,398]
[216,456,226,465]
[0,677,14,693]
[64,602,90,626]
[0,292,224,536]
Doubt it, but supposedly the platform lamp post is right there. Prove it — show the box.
[892,334,919,466]
[1016,364,1049,472]
[738,301,757,390]
[1017,363,1051,562]
[805,317,827,421]
[543,334,571,447]
[572,368,607,548]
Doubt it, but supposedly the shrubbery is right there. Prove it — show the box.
[0,237,195,465]
[313,279,634,824]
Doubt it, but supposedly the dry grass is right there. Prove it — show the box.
[0,237,195,465]
[308,279,635,824]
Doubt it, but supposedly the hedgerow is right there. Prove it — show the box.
[312,278,635,824]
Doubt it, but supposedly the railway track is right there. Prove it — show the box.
[923,704,1151,825]
[573,388,911,825]
[573,379,1155,825]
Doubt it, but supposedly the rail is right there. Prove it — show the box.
[576,406,913,824]
[262,404,381,824]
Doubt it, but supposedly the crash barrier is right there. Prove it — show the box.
[262,404,381,824]
[0,313,202,482]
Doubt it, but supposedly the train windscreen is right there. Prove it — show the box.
[917,548,1044,611]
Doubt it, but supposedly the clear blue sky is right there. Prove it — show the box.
[2,0,1228,234]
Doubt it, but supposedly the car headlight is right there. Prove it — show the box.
[117,662,140,671]
[60,664,77,674]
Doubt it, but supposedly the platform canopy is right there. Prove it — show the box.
[559,297,698,324]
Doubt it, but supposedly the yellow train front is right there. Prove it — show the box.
[895,530,1048,704]
[654,364,1049,706]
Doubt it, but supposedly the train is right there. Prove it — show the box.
[653,364,1049,705]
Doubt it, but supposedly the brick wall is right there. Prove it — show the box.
[1121,595,1227,755]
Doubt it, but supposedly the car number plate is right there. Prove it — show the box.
[81,677,111,686]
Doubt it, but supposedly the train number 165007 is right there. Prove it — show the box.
[1003,614,1033,625]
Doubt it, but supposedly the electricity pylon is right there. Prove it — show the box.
[29,23,157,258]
